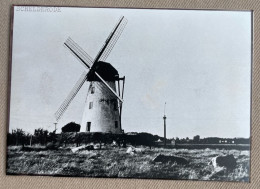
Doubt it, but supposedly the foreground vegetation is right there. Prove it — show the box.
[7,145,250,182]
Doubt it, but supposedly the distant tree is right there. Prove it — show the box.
[62,122,81,133]
[10,129,26,146]
[49,130,57,144]
[175,137,180,144]
[193,135,200,143]
[34,128,48,145]
[180,138,186,144]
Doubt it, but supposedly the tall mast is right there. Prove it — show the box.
[163,102,167,147]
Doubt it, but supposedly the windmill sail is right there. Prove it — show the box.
[54,71,88,121]
[98,17,128,62]
[64,37,93,68]
[92,16,127,64]
[95,71,123,102]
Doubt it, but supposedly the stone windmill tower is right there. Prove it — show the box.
[55,17,127,133]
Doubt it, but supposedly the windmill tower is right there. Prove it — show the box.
[54,17,127,133]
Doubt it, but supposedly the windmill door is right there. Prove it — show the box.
[86,122,91,132]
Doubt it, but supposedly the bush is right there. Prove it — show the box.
[7,129,30,146]
[62,122,81,133]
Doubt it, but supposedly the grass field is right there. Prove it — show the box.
[6,145,250,182]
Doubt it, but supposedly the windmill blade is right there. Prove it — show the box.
[93,16,127,63]
[99,17,128,62]
[97,81,119,99]
[64,37,94,69]
[85,16,127,103]
[95,71,123,102]
[55,71,88,121]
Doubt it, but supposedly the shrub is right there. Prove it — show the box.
[62,122,81,133]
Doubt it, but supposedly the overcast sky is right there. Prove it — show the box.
[10,6,252,138]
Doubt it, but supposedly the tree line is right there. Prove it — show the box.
[174,135,250,144]
[7,127,165,148]
[7,128,57,147]
[7,122,80,146]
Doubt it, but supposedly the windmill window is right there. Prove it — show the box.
[115,121,118,128]
[91,86,95,94]
[86,122,91,132]
[89,102,93,109]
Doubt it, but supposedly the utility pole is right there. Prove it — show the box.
[30,135,32,146]
[163,102,167,148]
[54,122,57,131]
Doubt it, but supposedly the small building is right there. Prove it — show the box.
[154,139,164,146]
[155,138,176,147]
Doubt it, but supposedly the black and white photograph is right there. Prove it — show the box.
[7,6,252,182]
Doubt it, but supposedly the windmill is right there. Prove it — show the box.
[54,16,127,134]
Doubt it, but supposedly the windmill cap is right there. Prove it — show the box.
[87,61,119,81]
